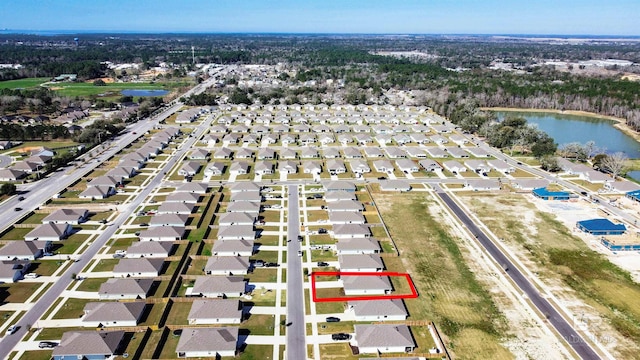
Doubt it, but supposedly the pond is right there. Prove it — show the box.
[495,111,640,159]
[120,89,169,97]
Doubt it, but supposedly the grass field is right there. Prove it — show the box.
[461,192,640,359]
[45,81,169,98]
[0,77,49,89]
[371,192,511,359]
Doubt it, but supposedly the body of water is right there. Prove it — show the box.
[120,89,169,97]
[495,111,640,159]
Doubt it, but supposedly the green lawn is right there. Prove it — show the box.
[0,77,49,89]
[0,282,43,303]
[30,261,63,276]
[75,278,105,292]
[52,298,92,319]
[46,81,170,98]
[242,314,276,335]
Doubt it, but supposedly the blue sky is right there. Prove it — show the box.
[1,0,638,35]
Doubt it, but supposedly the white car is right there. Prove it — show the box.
[6,325,17,335]
[23,273,38,279]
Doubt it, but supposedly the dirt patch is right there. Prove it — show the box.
[374,192,569,359]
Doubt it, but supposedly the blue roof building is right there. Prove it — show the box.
[577,219,626,236]
[626,190,640,203]
[532,187,571,201]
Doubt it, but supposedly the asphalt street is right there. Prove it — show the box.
[432,184,601,360]
[285,184,306,360]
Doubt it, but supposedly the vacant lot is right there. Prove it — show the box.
[372,192,511,359]
[461,192,640,359]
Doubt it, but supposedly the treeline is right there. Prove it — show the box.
[0,123,71,141]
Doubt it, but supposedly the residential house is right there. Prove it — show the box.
[189,276,247,298]
[0,260,30,283]
[278,160,298,174]
[138,226,185,241]
[0,241,49,261]
[336,238,381,255]
[363,147,384,158]
[113,258,164,278]
[419,159,442,172]
[187,299,243,325]
[52,331,125,360]
[443,161,466,174]
[333,224,371,239]
[379,180,412,192]
[217,225,255,241]
[342,275,392,295]
[303,161,322,175]
[81,302,146,327]
[327,159,347,175]
[212,239,254,257]
[373,160,394,173]
[79,185,116,199]
[339,254,384,272]
[213,147,233,159]
[424,147,448,158]
[487,159,515,174]
[254,161,274,175]
[42,208,88,225]
[25,223,72,241]
[348,299,408,321]
[175,327,239,358]
[125,241,174,258]
[349,159,371,174]
[329,212,365,225]
[157,202,193,215]
[178,162,202,177]
[395,159,419,173]
[354,324,416,354]
[205,256,250,275]
[98,278,154,300]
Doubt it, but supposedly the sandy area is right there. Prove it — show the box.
[425,193,573,360]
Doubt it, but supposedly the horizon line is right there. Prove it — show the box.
[1,29,639,38]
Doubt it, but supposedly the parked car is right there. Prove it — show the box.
[331,333,350,341]
[265,262,279,267]
[14,207,21,212]
[318,228,327,234]
[326,316,341,323]
[377,176,386,180]
[297,235,303,242]
[317,262,329,267]
[297,251,303,257]
[18,196,25,201]
[253,260,265,268]
[24,273,38,279]
[38,341,57,349]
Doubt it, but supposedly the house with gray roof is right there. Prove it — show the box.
[336,238,380,255]
[25,223,72,241]
[106,166,136,180]
[81,302,146,327]
[465,160,492,173]
[165,192,200,204]
[0,241,48,261]
[511,179,550,191]
[205,256,250,275]
[327,159,347,174]
[348,299,408,321]
[212,239,254,257]
[327,200,364,212]
[213,147,233,159]
[0,260,30,283]
[303,161,322,174]
[279,160,298,174]
[176,182,208,194]
[443,160,466,174]
[279,148,297,159]
[157,202,194,215]
[466,147,491,157]
[373,160,394,173]
[329,211,365,225]
[446,147,470,158]
[43,208,88,225]
[218,212,255,226]
[333,224,371,239]
[342,275,392,295]
[323,180,356,192]
[487,159,515,174]
[230,191,262,202]
[354,324,416,354]
[139,226,185,241]
[79,185,116,199]
[349,159,371,174]
[235,148,254,159]
[257,148,276,160]
[125,241,174,258]
[189,276,246,298]
[188,149,209,160]
[424,147,448,158]
[404,147,427,159]
[363,147,384,158]
[229,161,250,175]
[230,182,261,193]
[419,159,442,172]
[217,225,255,241]
[204,162,226,176]
[178,161,202,177]
[188,299,243,325]
[339,254,384,272]
[113,258,164,278]
[89,175,121,188]
[98,278,154,300]
[343,147,363,159]
[176,327,239,358]
[254,161,274,175]
[395,159,419,173]
[301,147,320,159]
[324,190,356,203]
[226,201,261,215]
[52,330,125,360]
[464,179,501,191]
[323,147,341,158]
[0,169,26,181]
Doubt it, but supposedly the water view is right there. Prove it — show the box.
[120,89,169,97]
[495,111,640,159]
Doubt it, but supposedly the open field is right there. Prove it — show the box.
[0,78,49,89]
[460,192,640,359]
[372,192,512,359]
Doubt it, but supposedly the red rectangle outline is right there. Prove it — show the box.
[310,271,418,302]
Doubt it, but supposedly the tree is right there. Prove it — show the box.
[93,79,106,86]
[0,183,16,196]
[531,134,557,158]
[540,155,561,172]
[601,152,628,179]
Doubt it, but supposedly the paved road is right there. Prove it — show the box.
[0,155,11,168]
[285,185,306,360]
[432,184,601,360]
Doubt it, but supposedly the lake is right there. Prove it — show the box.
[120,89,169,97]
[495,111,640,159]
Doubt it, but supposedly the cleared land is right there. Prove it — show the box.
[372,191,512,359]
[460,192,640,359]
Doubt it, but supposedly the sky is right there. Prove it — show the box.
[1,0,639,36]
